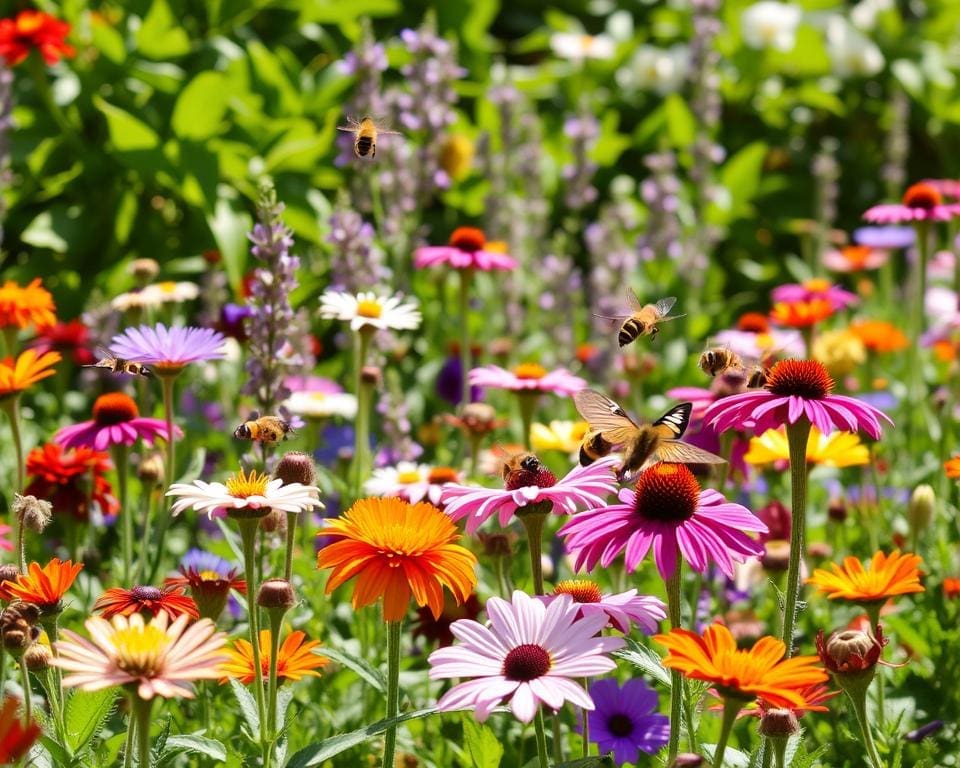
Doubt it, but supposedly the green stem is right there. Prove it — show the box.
[909,221,930,455]
[782,420,812,657]
[113,445,132,586]
[237,518,268,751]
[19,663,31,726]
[383,620,402,768]
[41,617,65,735]
[533,709,550,768]
[517,393,538,451]
[770,735,788,768]
[3,398,25,571]
[517,506,549,595]
[133,695,155,768]
[283,512,297,582]
[458,269,473,409]
[665,557,684,763]
[122,711,136,768]
[581,677,590,758]
[848,686,885,768]
[159,372,179,483]
[712,697,740,768]
[135,490,155,584]
[351,331,373,501]
[266,607,285,741]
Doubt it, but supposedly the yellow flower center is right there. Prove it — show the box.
[158,281,178,293]
[803,278,831,293]
[113,625,172,676]
[396,470,422,484]
[225,468,270,499]
[513,363,547,380]
[308,392,328,401]
[198,569,222,581]
[356,299,383,319]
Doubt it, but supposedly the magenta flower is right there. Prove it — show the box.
[541,581,666,634]
[863,182,960,224]
[428,590,623,723]
[55,392,179,451]
[771,279,857,311]
[703,359,892,439]
[441,456,619,534]
[110,324,227,374]
[559,463,767,580]
[414,226,517,272]
[469,363,586,397]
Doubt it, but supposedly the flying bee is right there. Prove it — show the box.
[573,389,726,478]
[596,292,685,347]
[233,413,294,444]
[746,363,769,389]
[83,347,151,377]
[698,346,744,378]
[337,116,401,159]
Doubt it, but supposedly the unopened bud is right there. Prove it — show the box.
[0,564,20,586]
[1,602,40,654]
[908,485,935,536]
[669,755,704,767]
[129,258,160,283]
[274,452,316,487]
[14,495,52,534]
[476,531,516,558]
[817,626,885,674]
[761,540,791,571]
[827,497,847,522]
[360,366,382,387]
[758,708,800,738]
[259,509,287,535]
[23,643,51,672]
[257,578,296,610]
[138,453,165,486]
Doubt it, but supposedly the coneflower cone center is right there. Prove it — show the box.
[765,359,834,399]
[449,226,486,253]
[131,586,163,601]
[554,580,602,604]
[633,463,700,522]
[902,182,942,210]
[803,278,831,293]
[513,363,547,380]
[504,466,556,491]
[113,625,171,676]
[226,469,270,498]
[843,245,872,268]
[93,393,140,425]
[502,643,551,681]
[428,467,459,484]
[737,313,769,333]
[607,713,635,737]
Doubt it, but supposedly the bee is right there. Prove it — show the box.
[233,413,294,444]
[698,346,744,378]
[83,347,151,377]
[337,116,401,159]
[573,389,726,478]
[597,292,685,347]
[746,363,769,389]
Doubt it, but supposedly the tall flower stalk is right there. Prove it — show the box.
[781,419,811,654]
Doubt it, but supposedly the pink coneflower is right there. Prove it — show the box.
[440,456,619,534]
[428,590,623,723]
[109,323,227,374]
[863,182,960,224]
[822,245,888,273]
[542,580,666,634]
[54,393,179,451]
[559,463,767,580]
[468,363,586,396]
[703,359,892,439]
[771,279,857,311]
[414,227,517,271]
[922,178,960,200]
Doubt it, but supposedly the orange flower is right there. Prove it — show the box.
[218,629,327,684]
[93,586,199,620]
[0,696,40,762]
[0,558,82,612]
[0,349,61,398]
[317,497,478,621]
[0,279,56,330]
[806,550,924,604]
[769,298,834,328]
[933,340,956,362]
[945,455,960,479]
[654,624,828,709]
[0,11,75,67]
[943,578,960,599]
[848,321,909,353]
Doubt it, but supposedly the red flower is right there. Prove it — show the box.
[93,585,199,620]
[25,443,118,523]
[0,10,75,66]
[0,696,40,762]
[29,320,94,366]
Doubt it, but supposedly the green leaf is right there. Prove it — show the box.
[228,678,260,740]
[285,708,439,767]
[159,735,227,764]
[90,18,126,63]
[556,758,614,768]
[664,93,696,149]
[320,647,386,693]
[94,97,160,152]
[172,72,230,140]
[462,715,503,768]
[64,688,118,753]
[136,0,191,59]
[21,211,68,253]
[614,637,670,686]
[38,735,72,766]
[207,195,252,297]
[707,141,768,226]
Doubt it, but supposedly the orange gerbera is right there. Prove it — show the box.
[93,585,199,620]
[806,550,924,604]
[218,629,327,684]
[655,624,827,709]
[0,558,83,612]
[848,320,909,353]
[317,497,478,621]
[0,349,61,398]
[0,279,56,330]
[945,455,960,479]
[943,578,960,599]
[769,298,834,328]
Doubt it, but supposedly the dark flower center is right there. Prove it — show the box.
[901,182,942,211]
[554,580,602,604]
[131,586,163,601]
[765,359,834,399]
[607,712,635,738]
[737,312,770,333]
[92,392,140,426]
[428,467,459,484]
[633,463,700,523]
[502,643,551,681]
[448,226,486,253]
[503,454,557,491]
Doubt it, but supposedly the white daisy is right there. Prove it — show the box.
[319,290,422,332]
[550,32,616,62]
[364,463,461,506]
[166,468,323,519]
[617,45,690,95]
[141,281,201,305]
[825,15,883,78]
[284,390,358,420]
[741,1,802,51]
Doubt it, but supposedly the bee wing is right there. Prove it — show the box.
[654,296,678,316]
[650,402,692,439]
[376,129,403,135]
[337,125,357,132]
[655,440,727,465]
[573,390,639,441]
[655,312,686,324]
[627,289,644,311]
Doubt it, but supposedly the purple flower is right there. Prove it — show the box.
[853,226,915,249]
[110,324,226,373]
[587,678,669,765]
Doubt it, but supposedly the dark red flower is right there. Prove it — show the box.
[0,696,40,762]
[25,443,118,523]
[0,10,75,66]
[29,320,94,366]
[164,564,247,621]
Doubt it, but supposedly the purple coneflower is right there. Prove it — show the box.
[469,363,586,396]
[863,182,960,224]
[771,278,857,311]
[55,393,176,451]
[542,580,665,634]
[414,227,517,272]
[587,678,670,765]
[110,323,227,374]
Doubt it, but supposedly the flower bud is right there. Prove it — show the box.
[669,755,704,767]
[360,366,382,387]
[14,495,52,534]
[907,484,935,537]
[761,540,791,571]
[827,497,847,522]
[257,578,296,610]
[130,258,160,283]
[1,602,40,654]
[457,403,499,436]
[23,643,51,672]
[259,508,287,535]
[274,451,316,487]
[816,626,885,675]
[476,531,516,558]
[758,708,800,738]
[138,453,165,486]
[0,564,20,586]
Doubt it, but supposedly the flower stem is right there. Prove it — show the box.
[458,269,473,409]
[283,511,297,582]
[133,695,155,768]
[237,518,268,750]
[3,397,25,571]
[383,619,402,768]
[713,697,740,768]
[159,371,179,483]
[517,392,538,451]
[782,419,812,657]
[848,685,885,768]
[122,712,136,768]
[19,663,31,726]
[351,330,373,501]
[581,677,590,758]
[517,505,550,595]
[665,557,684,763]
[908,221,929,454]
[533,708,550,768]
[135,490,155,584]
[113,444,132,586]
[266,607,285,741]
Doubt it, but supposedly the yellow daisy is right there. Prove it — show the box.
[744,425,869,468]
[530,420,590,454]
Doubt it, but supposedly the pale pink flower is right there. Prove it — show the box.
[468,363,586,397]
[414,227,517,272]
[771,279,858,311]
[540,581,666,634]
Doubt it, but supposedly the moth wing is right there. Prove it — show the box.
[573,389,639,433]
[655,440,727,465]
[654,296,678,316]
[651,402,692,438]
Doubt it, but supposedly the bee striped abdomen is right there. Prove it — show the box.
[356,136,373,157]
[618,318,643,347]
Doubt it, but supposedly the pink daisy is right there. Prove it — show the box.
[54,392,179,451]
[541,580,666,634]
[414,227,517,272]
[469,363,586,397]
[559,463,767,580]
[822,245,889,273]
[428,590,623,723]
[771,278,857,311]
[440,456,619,534]
[703,359,892,439]
[863,182,960,224]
